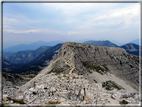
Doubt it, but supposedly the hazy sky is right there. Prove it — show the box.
[3,3,140,48]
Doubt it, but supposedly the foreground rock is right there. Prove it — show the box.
[2,73,140,105]
[2,42,141,106]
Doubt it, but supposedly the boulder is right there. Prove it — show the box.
[54,91,68,99]
[111,94,117,99]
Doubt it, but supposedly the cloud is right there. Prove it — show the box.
[67,31,80,35]
[3,3,140,45]
[4,29,39,34]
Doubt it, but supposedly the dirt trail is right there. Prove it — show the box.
[64,53,75,74]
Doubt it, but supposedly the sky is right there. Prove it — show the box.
[3,2,140,48]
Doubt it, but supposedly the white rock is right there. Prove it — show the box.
[111,94,117,99]
[10,100,13,103]
[16,95,23,99]
[3,94,8,99]
[55,97,58,100]
[29,88,35,92]
[36,85,44,89]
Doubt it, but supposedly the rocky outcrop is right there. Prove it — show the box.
[2,73,140,105]
[52,42,139,91]
[2,42,140,105]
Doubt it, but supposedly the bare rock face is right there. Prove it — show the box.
[53,42,139,91]
[2,42,140,105]
[3,73,140,105]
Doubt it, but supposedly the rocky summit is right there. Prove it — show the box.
[2,42,141,106]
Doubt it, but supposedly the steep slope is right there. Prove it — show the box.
[83,40,118,47]
[3,42,140,105]
[3,43,63,73]
[51,42,139,91]
[29,43,63,66]
[18,42,139,92]
[120,43,140,56]
[3,46,52,64]
[3,59,20,72]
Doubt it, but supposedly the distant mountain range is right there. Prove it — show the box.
[3,43,63,73]
[3,42,139,105]
[2,40,141,74]
[120,43,140,56]
[129,39,140,46]
[83,40,140,56]
[3,41,64,53]
[3,46,52,64]
[83,40,118,47]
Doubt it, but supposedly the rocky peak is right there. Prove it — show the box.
[2,42,140,105]
[55,42,139,90]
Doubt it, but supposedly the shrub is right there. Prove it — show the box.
[84,96,89,100]
[46,101,61,104]
[72,76,79,79]
[33,91,37,95]
[81,61,104,75]
[7,97,25,104]
[66,76,70,80]
[119,100,129,104]
[102,80,124,90]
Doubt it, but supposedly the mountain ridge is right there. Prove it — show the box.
[2,42,140,105]
[3,41,64,53]
[3,46,52,64]
[49,42,139,91]
[120,43,140,56]
[3,43,63,73]
[83,40,118,47]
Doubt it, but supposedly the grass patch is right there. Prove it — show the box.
[88,45,91,48]
[81,61,105,75]
[48,60,70,74]
[102,80,124,91]
[119,100,129,104]
[68,44,85,50]
[103,65,109,71]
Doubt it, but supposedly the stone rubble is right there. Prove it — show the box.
[2,73,141,106]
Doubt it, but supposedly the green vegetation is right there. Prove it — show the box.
[81,61,107,75]
[68,44,85,50]
[49,64,70,74]
[102,80,124,90]
[48,59,70,74]
[103,65,109,71]
[53,59,61,67]
[49,68,64,74]
[119,100,129,104]
[88,45,91,48]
